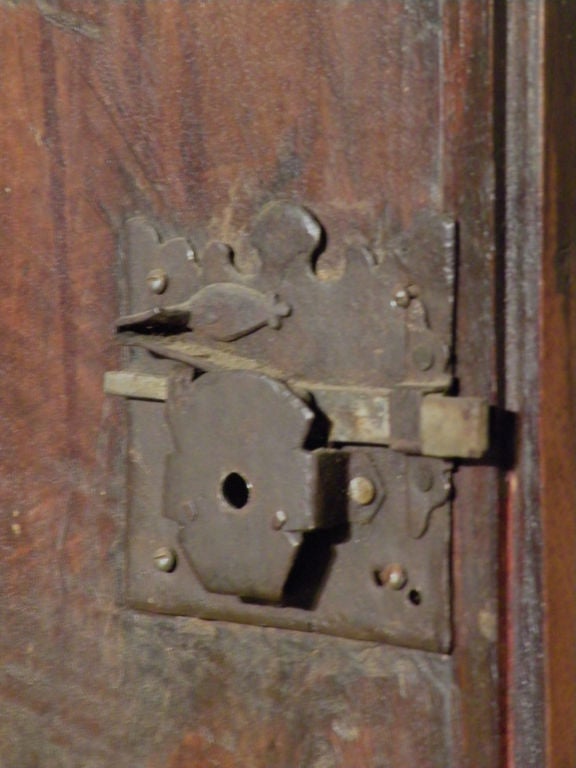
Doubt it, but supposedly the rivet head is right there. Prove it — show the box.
[348,476,376,506]
[392,288,411,308]
[146,268,169,295]
[379,564,408,591]
[412,345,435,371]
[153,546,177,573]
[271,510,287,530]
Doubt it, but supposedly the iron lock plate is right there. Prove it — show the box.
[105,202,488,653]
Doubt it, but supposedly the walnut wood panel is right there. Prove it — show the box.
[505,2,576,766]
[0,3,499,766]
[442,4,500,764]
[504,3,546,764]
[542,2,576,766]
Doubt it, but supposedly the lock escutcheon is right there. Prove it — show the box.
[164,370,348,602]
[105,202,489,652]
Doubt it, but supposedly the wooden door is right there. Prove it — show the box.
[2,2,572,767]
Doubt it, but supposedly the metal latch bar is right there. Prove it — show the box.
[104,370,488,459]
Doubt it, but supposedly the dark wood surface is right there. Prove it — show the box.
[0,3,502,766]
[542,2,576,765]
[505,3,576,767]
[504,5,546,766]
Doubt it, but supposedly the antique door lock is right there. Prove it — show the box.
[105,201,488,652]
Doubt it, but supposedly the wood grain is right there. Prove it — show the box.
[504,3,576,766]
[442,3,501,765]
[0,2,500,766]
[542,2,576,765]
[503,4,547,766]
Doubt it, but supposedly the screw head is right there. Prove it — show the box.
[146,268,169,295]
[412,345,435,372]
[153,546,177,573]
[378,563,408,591]
[348,476,376,506]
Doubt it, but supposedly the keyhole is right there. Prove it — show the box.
[221,472,250,509]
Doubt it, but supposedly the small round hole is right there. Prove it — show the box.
[408,589,422,606]
[221,472,250,509]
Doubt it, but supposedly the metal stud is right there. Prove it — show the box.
[271,509,287,530]
[378,563,408,591]
[392,288,411,308]
[146,268,169,294]
[153,546,177,573]
[348,476,376,506]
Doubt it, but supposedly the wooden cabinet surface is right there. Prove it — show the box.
[0,3,573,767]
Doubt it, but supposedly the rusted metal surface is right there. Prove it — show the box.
[111,211,488,457]
[0,1,502,766]
[128,385,452,649]
[110,201,467,648]
[104,371,169,401]
[106,192,492,650]
[420,395,489,459]
[116,206,456,390]
[164,370,348,602]
[105,365,489,456]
